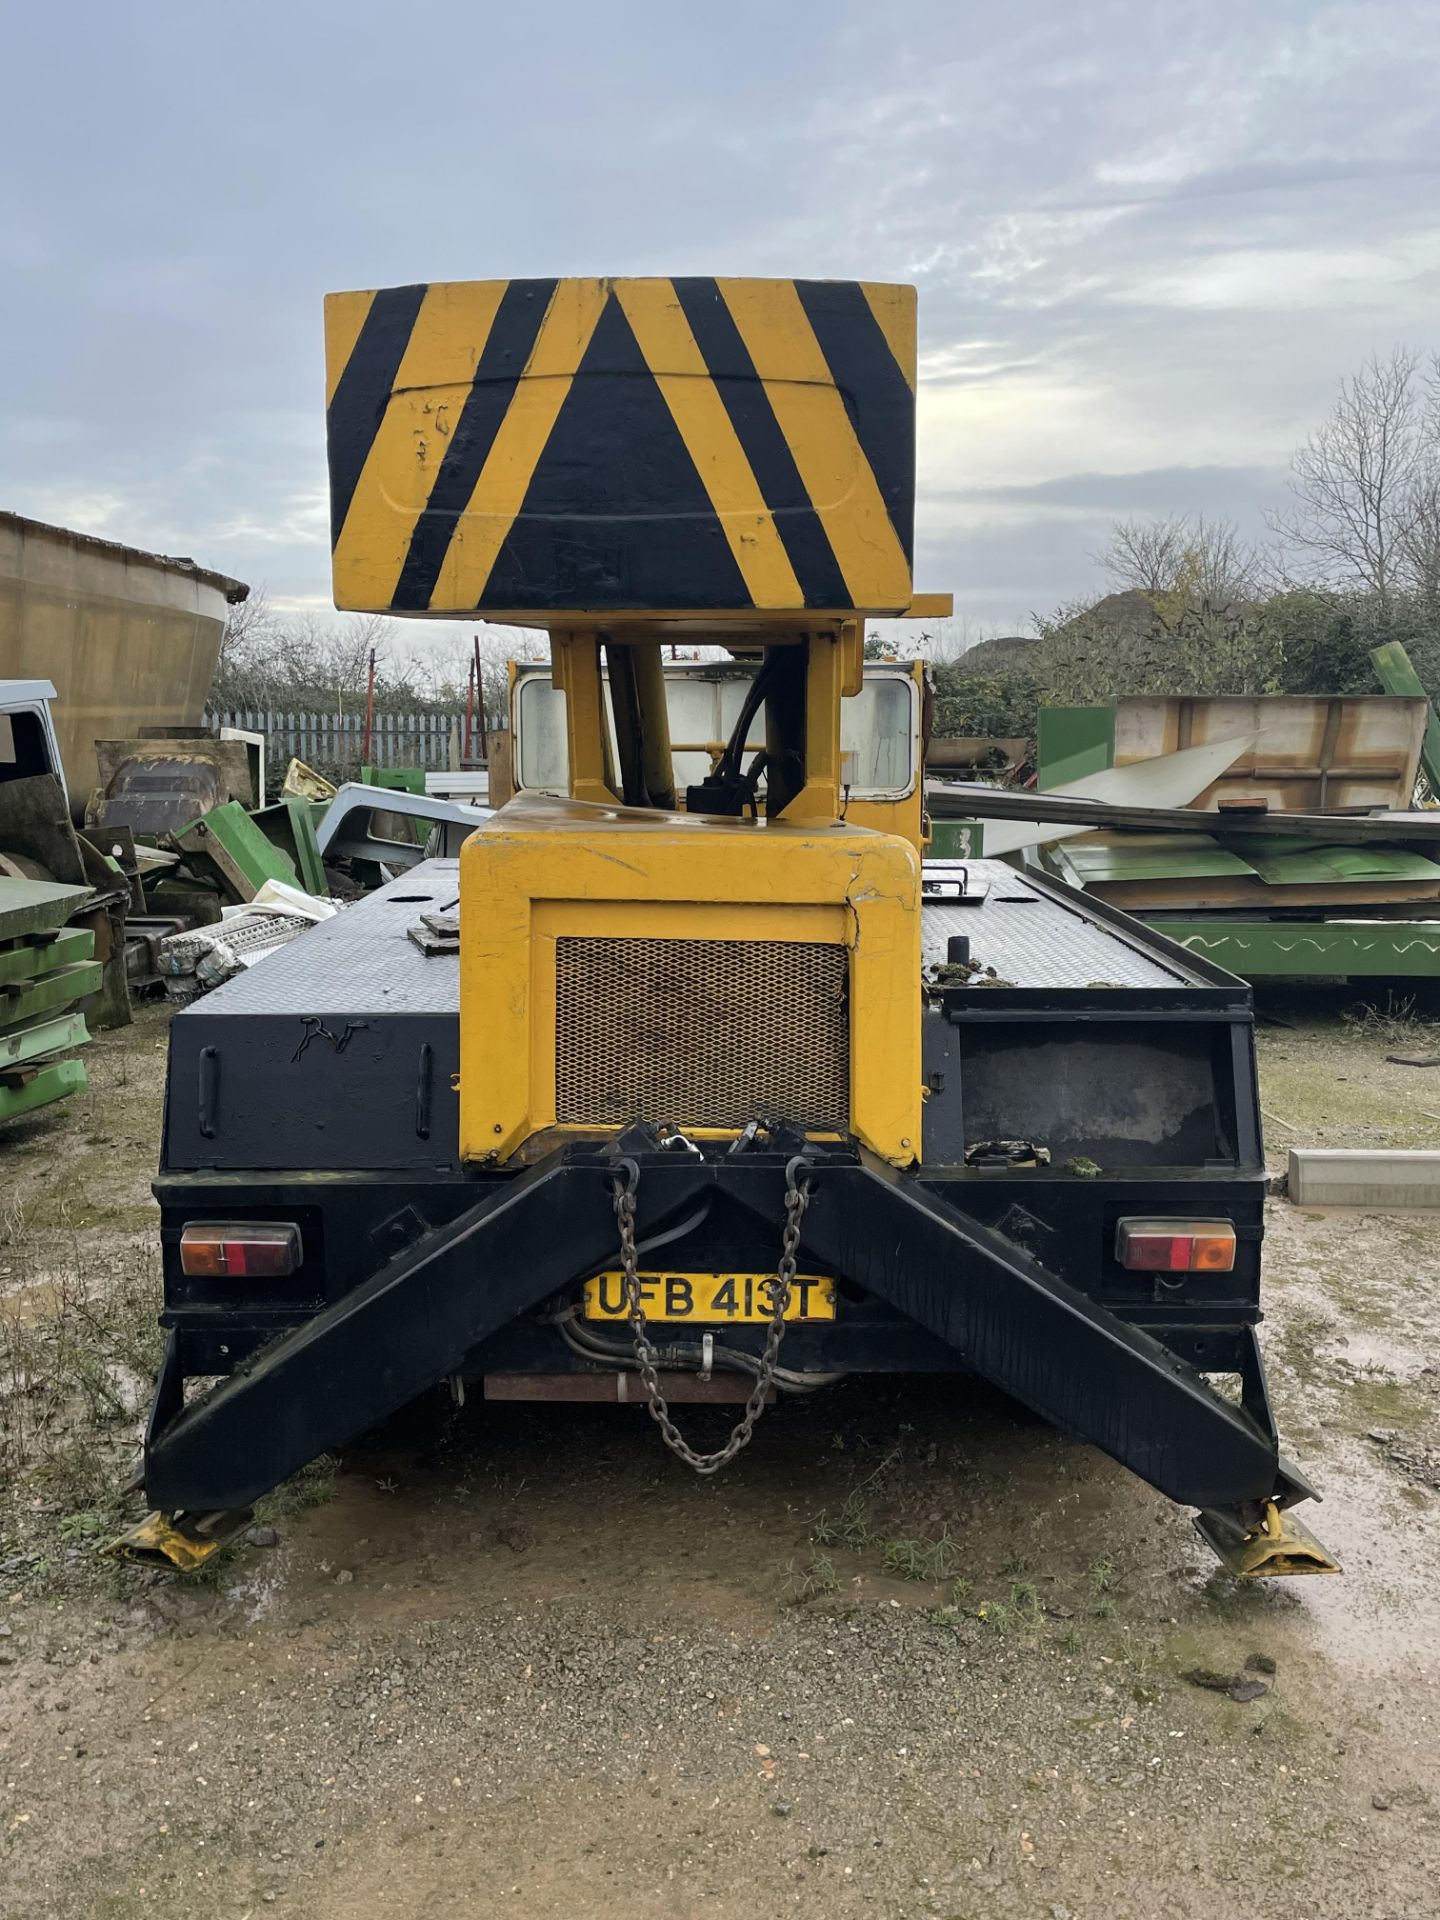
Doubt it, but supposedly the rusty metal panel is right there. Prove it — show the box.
[0,513,246,815]
[481,1371,771,1404]
[1112,694,1425,813]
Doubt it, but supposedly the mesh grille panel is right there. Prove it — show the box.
[555,936,849,1131]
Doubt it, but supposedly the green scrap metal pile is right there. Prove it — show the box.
[936,643,1440,983]
[0,877,99,1121]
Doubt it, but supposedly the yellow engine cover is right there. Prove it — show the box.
[458,793,921,1165]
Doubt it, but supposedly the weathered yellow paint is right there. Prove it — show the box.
[846,792,923,845]
[860,281,918,390]
[430,278,609,608]
[717,278,911,611]
[613,279,806,611]
[844,658,926,849]
[331,281,508,607]
[781,628,847,826]
[1194,1499,1342,1578]
[551,631,619,803]
[458,791,922,1166]
[323,290,374,407]
[327,274,917,619]
[103,1508,250,1570]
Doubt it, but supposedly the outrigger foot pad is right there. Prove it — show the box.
[102,1508,254,1572]
[1194,1499,1341,1578]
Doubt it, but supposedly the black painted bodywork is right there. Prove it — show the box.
[146,861,1293,1522]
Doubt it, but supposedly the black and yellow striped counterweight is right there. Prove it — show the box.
[324,276,916,620]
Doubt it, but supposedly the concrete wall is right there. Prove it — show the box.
[0,512,246,814]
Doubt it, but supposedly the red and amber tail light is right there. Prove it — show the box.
[179,1223,302,1278]
[1115,1218,1236,1273]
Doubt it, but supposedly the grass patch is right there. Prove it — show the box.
[1340,993,1440,1050]
[1088,1556,1120,1618]
[881,1526,962,1583]
[1274,1303,1336,1384]
[260,1455,339,1520]
[784,1551,840,1605]
[810,1490,880,1551]
[0,1195,165,1591]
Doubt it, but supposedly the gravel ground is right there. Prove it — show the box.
[2,1002,1439,1919]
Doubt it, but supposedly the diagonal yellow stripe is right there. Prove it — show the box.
[614,279,805,609]
[717,279,911,610]
[331,281,508,607]
[430,279,610,609]
[860,282,917,392]
[324,291,376,406]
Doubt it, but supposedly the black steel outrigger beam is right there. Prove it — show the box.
[140,1144,1316,1544]
[142,1153,711,1512]
[728,1152,1311,1516]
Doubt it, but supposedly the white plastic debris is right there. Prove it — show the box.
[250,878,339,922]
[160,885,340,998]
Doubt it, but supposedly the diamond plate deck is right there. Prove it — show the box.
[187,854,1190,1016]
[922,860,1187,989]
[175,861,462,1017]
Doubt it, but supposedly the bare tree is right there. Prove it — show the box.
[214,583,275,695]
[391,625,551,731]
[1095,517,1189,595]
[1097,513,1265,609]
[865,616,1003,663]
[1397,355,1440,610]
[211,598,404,710]
[1269,348,1428,606]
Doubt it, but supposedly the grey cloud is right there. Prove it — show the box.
[2,0,1438,637]
[927,465,1282,518]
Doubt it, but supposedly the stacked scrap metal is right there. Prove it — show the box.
[928,672,1440,981]
[0,876,99,1123]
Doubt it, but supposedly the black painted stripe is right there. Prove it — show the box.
[480,296,750,613]
[795,281,915,566]
[327,283,428,549]
[671,277,850,610]
[391,277,559,610]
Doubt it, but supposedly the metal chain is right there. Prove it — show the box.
[609,1155,812,1476]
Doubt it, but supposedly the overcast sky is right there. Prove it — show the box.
[4,0,1439,647]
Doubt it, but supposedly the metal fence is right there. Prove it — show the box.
[206,708,466,794]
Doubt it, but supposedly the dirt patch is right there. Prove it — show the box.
[1255,995,1440,1163]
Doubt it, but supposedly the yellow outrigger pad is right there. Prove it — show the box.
[103,1508,253,1572]
[1195,1499,1341,1578]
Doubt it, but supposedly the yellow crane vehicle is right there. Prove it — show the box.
[117,276,1336,1578]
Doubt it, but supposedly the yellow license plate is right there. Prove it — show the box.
[584,1271,837,1323]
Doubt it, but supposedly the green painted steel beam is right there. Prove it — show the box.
[361,766,426,795]
[250,798,327,895]
[0,878,93,944]
[1,960,105,1027]
[174,802,298,900]
[0,926,94,987]
[1370,640,1440,795]
[0,1056,88,1122]
[1147,917,1440,978]
[0,1010,89,1071]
